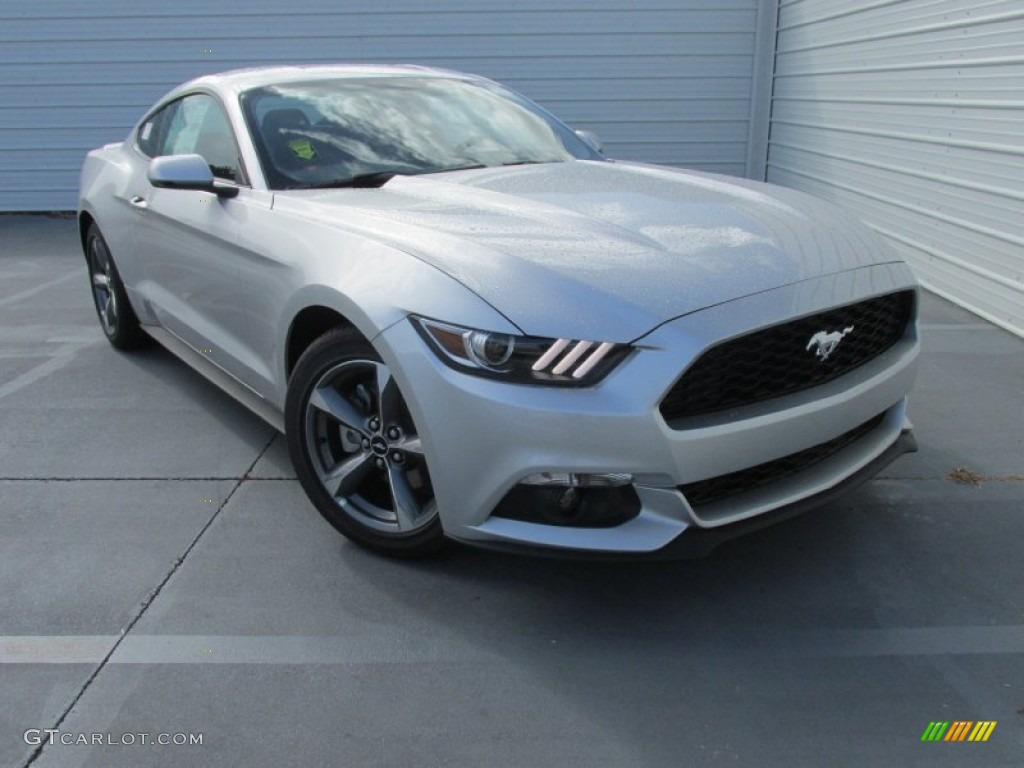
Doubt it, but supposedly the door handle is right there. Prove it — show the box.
[129,195,149,209]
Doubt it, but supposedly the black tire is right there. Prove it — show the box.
[285,327,446,557]
[85,223,148,350]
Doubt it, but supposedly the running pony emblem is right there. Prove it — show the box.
[806,326,854,361]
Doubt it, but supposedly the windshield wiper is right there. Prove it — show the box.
[418,162,552,174]
[501,160,554,167]
[416,164,487,176]
[286,171,399,190]
[285,162,531,190]
[287,164,491,190]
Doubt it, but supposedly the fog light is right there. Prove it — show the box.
[493,482,641,528]
[520,472,633,487]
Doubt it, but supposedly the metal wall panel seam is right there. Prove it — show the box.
[774,96,1024,109]
[780,12,1024,55]
[774,55,1024,76]
[769,141,1024,202]
[779,0,1024,34]
[765,161,1024,250]
[914,281,1021,337]
[768,117,1024,155]
[745,0,780,180]
[776,0,906,31]
[868,224,1024,293]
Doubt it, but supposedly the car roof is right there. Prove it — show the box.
[179,64,483,96]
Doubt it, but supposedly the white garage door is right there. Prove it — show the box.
[767,0,1024,337]
[0,0,769,212]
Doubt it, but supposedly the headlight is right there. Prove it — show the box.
[412,317,629,386]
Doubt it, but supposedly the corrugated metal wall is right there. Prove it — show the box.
[768,0,1024,337]
[0,0,767,212]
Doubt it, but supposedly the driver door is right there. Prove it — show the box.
[129,93,269,389]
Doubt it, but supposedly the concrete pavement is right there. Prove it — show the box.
[1,214,1022,767]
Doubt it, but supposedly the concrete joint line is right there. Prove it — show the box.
[19,432,277,768]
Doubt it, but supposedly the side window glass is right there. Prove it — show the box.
[153,94,243,183]
[136,100,179,158]
[137,117,157,157]
[194,101,243,183]
[159,95,209,156]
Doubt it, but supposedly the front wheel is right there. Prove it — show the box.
[285,328,445,557]
[85,223,147,349]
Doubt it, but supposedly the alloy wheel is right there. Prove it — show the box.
[303,359,437,534]
[88,234,119,336]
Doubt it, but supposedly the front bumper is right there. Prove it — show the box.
[376,263,920,555]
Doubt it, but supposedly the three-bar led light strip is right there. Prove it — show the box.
[532,339,617,380]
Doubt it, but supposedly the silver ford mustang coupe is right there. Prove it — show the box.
[78,65,919,558]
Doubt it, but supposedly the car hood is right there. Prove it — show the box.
[272,160,898,342]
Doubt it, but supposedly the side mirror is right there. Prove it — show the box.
[148,154,238,198]
[575,129,604,155]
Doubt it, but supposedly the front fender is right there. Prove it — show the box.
[270,247,518,409]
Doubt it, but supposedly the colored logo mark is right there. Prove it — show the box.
[921,721,996,742]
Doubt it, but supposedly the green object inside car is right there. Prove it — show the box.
[287,139,316,160]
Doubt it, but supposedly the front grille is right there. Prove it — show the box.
[680,413,886,509]
[659,291,914,422]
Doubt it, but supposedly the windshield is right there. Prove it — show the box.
[240,76,602,190]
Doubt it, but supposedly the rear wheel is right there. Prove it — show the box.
[85,223,147,349]
[285,327,445,557]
